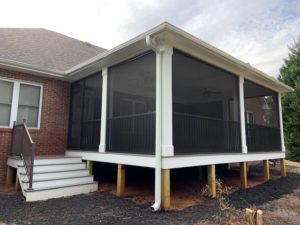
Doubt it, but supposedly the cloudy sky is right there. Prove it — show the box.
[1,0,299,77]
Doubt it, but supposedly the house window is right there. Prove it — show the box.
[245,111,254,124]
[0,78,42,128]
[0,80,13,126]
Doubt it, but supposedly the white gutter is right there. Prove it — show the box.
[146,35,162,212]
[0,58,66,79]
[65,23,170,76]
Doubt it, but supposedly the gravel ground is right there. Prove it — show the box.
[0,167,299,225]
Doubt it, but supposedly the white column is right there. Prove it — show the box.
[278,92,286,152]
[99,68,108,152]
[239,76,248,153]
[160,45,174,157]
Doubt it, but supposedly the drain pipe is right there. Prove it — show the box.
[146,35,162,212]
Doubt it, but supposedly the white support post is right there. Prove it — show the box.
[278,92,286,152]
[239,76,248,153]
[160,45,174,157]
[99,68,108,152]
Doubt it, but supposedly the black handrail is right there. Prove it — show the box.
[11,121,35,190]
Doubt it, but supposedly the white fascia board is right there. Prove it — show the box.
[66,150,285,169]
[65,151,156,168]
[162,152,285,169]
[65,23,170,76]
[0,58,66,80]
[66,22,292,93]
[161,24,293,93]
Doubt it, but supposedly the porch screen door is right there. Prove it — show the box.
[68,73,102,150]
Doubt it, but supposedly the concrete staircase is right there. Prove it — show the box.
[16,156,98,202]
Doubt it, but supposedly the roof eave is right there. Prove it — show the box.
[66,22,293,93]
[0,58,67,80]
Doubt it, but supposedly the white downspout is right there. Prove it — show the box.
[146,35,162,212]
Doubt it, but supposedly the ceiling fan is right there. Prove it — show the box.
[201,88,222,97]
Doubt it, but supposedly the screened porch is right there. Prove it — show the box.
[67,50,282,155]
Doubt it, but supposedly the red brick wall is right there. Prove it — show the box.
[0,68,70,184]
[244,98,266,125]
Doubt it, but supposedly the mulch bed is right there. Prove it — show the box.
[0,167,299,225]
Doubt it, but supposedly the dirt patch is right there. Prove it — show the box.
[99,164,288,210]
[262,189,300,225]
[99,180,206,210]
[1,162,299,225]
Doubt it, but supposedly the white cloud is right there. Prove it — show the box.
[0,0,299,77]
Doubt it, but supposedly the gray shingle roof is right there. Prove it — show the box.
[0,28,106,71]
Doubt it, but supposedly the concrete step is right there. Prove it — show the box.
[20,169,90,180]
[25,182,98,202]
[22,175,94,189]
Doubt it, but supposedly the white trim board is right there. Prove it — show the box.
[66,151,155,168]
[66,150,285,169]
[163,152,285,169]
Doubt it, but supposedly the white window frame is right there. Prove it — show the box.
[0,77,43,129]
[245,111,255,124]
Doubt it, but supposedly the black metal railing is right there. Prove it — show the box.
[11,122,35,189]
[246,124,281,152]
[80,120,101,149]
[68,119,101,150]
[173,113,241,154]
[107,112,155,154]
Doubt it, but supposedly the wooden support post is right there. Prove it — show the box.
[256,210,264,225]
[263,160,270,181]
[86,160,93,175]
[208,165,216,198]
[15,174,20,192]
[6,166,14,185]
[116,164,125,197]
[240,162,247,189]
[280,159,286,177]
[245,208,263,225]
[161,169,171,211]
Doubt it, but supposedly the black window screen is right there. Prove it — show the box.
[68,73,102,150]
[172,50,241,154]
[107,52,156,154]
[244,80,281,152]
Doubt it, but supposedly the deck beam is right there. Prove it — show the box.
[208,164,216,198]
[240,162,247,188]
[116,164,125,197]
[263,160,270,181]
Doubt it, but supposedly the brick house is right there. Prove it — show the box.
[0,23,293,211]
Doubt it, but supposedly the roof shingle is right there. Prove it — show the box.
[0,28,106,71]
